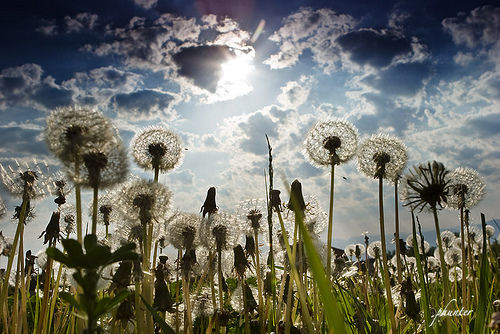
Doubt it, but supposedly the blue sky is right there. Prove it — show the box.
[0,0,499,253]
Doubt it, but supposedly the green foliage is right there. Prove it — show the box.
[46,234,138,334]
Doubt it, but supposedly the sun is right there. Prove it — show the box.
[211,49,255,101]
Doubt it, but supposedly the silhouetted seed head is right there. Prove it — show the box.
[129,225,144,244]
[99,204,113,226]
[357,134,407,181]
[247,209,262,230]
[45,106,115,165]
[402,278,419,320]
[0,232,13,257]
[112,261,133,289]
[70,141,129,189]
[233,244,248,277]
[153,275,174,313]
[131,126,184,172]
[245,235,255,258]
[287,179,306,214]
[133,193,154,224]
[25,250,36,276]
[39,211,60,245]
[201,187,217,218]
[304,119,358,167]
[270,189,282,212]
[167,212,200,250]
[116,298,134,325]
[159,255,168,264]
[447,167,485,209]
[0,160,52,200]
[401,161,450,212]
[181,248,197,277]
[212,224,227,251]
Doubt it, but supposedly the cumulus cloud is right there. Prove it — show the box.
[134,0,157,9]
[173,45,232,93]
[264,7,356,73]
[276,76,313,110]
[64,12,98,33]
[0,64,73,110]
[442,6,500,48]
[337,29,413,68]
[111,89,178,120]
[0,125,48,158]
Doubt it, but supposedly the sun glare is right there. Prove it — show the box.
[212,49,255,101]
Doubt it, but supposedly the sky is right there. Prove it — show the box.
[0,0,499,255]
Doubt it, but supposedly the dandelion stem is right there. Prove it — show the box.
[394,180,403,284]
[378,177,397,334]
[459,206,467,334]
[326,162,335,279]
[91,186,98,235]
[253,228,264,333]
[74,157,83,243]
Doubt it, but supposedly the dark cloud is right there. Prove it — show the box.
[467,113,500,137]
[0,64,74,110]
[112,89,176,118]
[356,93,416,135]
[442,5,500,48]
[32,85,73,109]
[337,29,412,68]
[239,111,278,155]
[0,127,49,158]
[363,62,433,96]
[173,45,232,92]
[64,12,98,33]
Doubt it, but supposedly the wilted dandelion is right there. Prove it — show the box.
[131,126,184,181]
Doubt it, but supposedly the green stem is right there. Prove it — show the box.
[253,228,264,333]
[75,158,83,243]
[326,163,335,279]
[394,180,403,284]
[91,186,98,235]
[459,207,467,334]
[378,177,397,334]
[0,198,28,330]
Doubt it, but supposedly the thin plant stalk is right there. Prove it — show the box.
[285,215,299,334]
[35,255,53,334]
[240,278,250,334]
[182,274,193,334]
[0,198,28,330]
[74,158,83,243]
[18,226,27,334]
[377,177,397,334]
[431,206,450,304]
[459,206,467,334]
[276,210,314,334]
[252,228,264,333]
[47,262,65,334]
[91,186,98,235]
[216,246,225,333]
[326,163,335,279]
[394,180,403,284]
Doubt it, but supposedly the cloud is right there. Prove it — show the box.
[173,45,232,93]
[64,12,98,33]
[36,20,58,36]
[0,125,48,158]
[0,64,73,111]
[442,6,500,48]
[337,29,412,68]
[111,89,178,119]
[264,7,355,73]
[276,76,313,110]
[467,112,500,137]
[362,61,433,96]
[134,0,158,10]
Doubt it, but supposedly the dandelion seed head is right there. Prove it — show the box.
[0,159,53,200]
[192,287,214,318]
[282,195,327,237]
[486,225,495,239]
[0,197,5,218]
[401,161,450,211]
[440,230,456,248]
[427,256,440,272]
[45,106,115,164]
[236,198,267,235]
[199,212,241,250]
[131,126,184,172]
[357,134,408,181]
[447,167,485,209]
[304,119,358,167]
[0,232,13,256]
[444,247,462,266]
[367,241,382,258]
[167,212,200,250]
[449,266,463,282]
[67,141,129,189]
[115,178,172,227]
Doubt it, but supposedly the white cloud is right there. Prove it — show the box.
[133,0,157,9]
[264,7,356,73]
[64,12,98,33]
[277,76,313,110]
